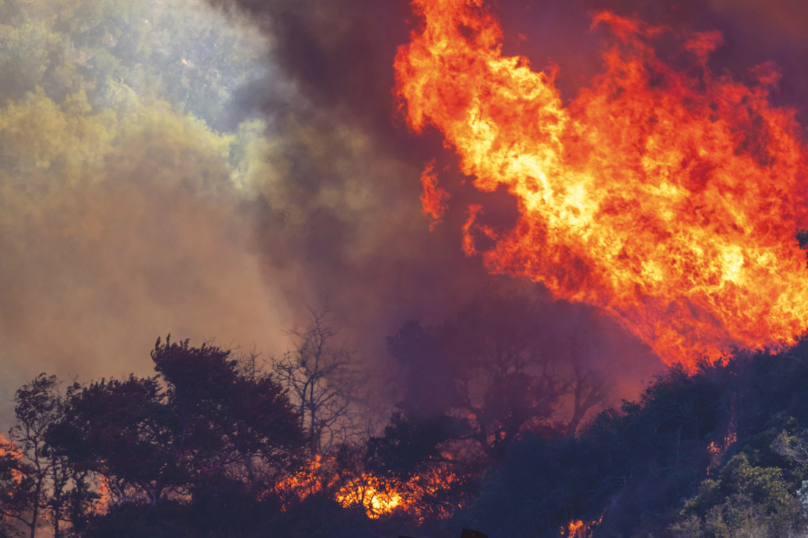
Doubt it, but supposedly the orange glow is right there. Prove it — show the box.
[395,0,808,367]
[335,473,404,518]
[272,455,465,520]
[0,435,19,459]
[708,406,737,474]
[421,160,451,230]
[0,436,23,485]
[567,519,586,538]
[94,478,111,515]
[565,514,602,537]
[272,455,328,509]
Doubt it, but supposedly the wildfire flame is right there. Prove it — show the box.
[421,159,451,230]
[334,473,404,518]
[395,0,808,367]
[0,436,23,485]
[272,455,462,520]
[565,512,603,538]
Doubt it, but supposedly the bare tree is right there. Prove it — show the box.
[565,333,610,437]
[389,297,612,459]
[272,307,368,457]
[0,375,94,538]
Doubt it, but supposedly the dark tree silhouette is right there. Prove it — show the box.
[0,374,95,538]
[272,308,368,457]
[389,298,609,460]
[55,337,306,506]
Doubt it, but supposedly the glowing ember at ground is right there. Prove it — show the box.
[395,0,808,368]
[565,514,602,538]
[335,473,404,518]
[272,455,463,520]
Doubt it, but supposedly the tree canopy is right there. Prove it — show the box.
[55,337,305,507]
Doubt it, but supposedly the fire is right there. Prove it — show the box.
[395,0,808,367]
[567,520,586,537]
[94,477,112,515]
[708,402,737,474]
[335,473,404,518]
[565,515,602,537]
[272,454,465,520]
[421,159,451,230]
[272,455,329,508]
[565,511,604,537]
[0,436,23,485]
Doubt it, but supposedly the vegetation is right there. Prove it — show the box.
[5,305,808,537]
[5,0,808,536]
[0,0,273,241]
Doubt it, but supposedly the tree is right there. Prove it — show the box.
[272,308,367,457]
[55,337,306,507]
[388,298,605,459]
[365,411,459,481]
[0,374,95,538]
[0,437,26,538]
[562,332,610,438]
[671,453,805,538]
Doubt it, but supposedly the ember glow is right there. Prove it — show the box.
[565,512,604,538]
[335,473,404,518]
[273,454,464,520]
[395,0,808,367]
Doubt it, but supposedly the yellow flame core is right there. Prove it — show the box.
[335,474,404,518]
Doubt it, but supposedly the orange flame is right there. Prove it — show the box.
[565,513,603,538]
[707,402,737,474]
[335,473,404,518]
[568,520,586,537]
[0,436,24,485]
[421,160,451,230]
[272,454,464,520]
[395,0,808,367]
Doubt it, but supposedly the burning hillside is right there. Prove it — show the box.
[8,0,808,536]
[396,0,808,368]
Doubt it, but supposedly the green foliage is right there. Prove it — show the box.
[671,453,804,537]
[0,0,265,125]
[0,0,274,241]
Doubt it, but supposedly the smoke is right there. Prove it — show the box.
[213,0,808,409]
[19,0,808,432]
[0,110,293,430]
[0,0,292,429]
[202,0,666,414]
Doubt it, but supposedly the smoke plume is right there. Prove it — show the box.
[17,0,808,429]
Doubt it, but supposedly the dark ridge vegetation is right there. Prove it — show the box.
[5,323,808,537]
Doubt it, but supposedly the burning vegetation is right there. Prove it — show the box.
[8,332,808,537]
[6,0,808,536]
[395,0,808,368]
